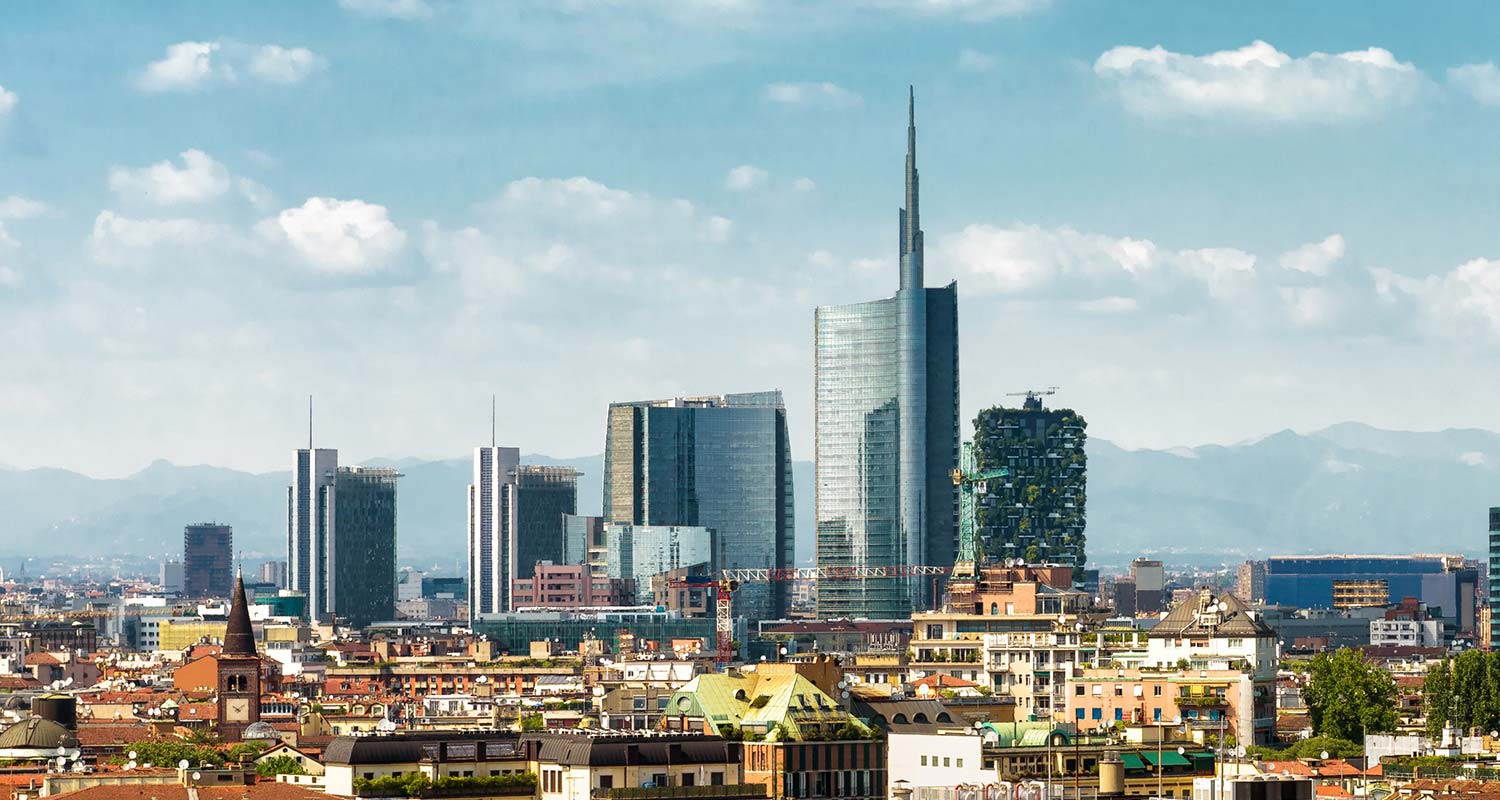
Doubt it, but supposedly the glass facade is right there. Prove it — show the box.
[507,466,579,581]
[331,466,399,629]
[813,91,959,619]
[183,523,233,599]
[287,447,337,620]
[467,446,519,619]
[1264,555,1477,631]
[470,611,728,655]
[1491,508,1500,645]
[604,524,717,605]
[602,392,795,620]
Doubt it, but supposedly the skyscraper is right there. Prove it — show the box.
[1490,508,1500,646]
[602,392,795,620]
[509,466,579,583]
[183,522,233,599]
[814,89,959,618]
[468,445,520,620]
[288,446,337,619]
[331,466,399,628]
[971,393,1087,572]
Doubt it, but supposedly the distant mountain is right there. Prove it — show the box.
[0,424,1493,568]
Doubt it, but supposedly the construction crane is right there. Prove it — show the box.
[1005,386,1058,411]
[669,565,951,665]
[950,441,1009,581]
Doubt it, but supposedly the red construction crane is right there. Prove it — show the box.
[669,565,951,664]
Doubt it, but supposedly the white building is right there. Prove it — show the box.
[1146,590,1278,680]
[1369,618,1444,648]
[289,446,339,619]
[468,445,520,620]
[883,714,986,799]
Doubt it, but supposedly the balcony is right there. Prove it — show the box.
[592,785,769,800]
[1175,695,1229,709]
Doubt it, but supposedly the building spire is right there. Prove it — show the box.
[900,85,922,290]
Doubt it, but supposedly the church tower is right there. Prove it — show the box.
[217,571,261,741]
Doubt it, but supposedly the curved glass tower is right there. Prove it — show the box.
[815,89,960,618]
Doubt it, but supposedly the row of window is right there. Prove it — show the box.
[919,755,964,768]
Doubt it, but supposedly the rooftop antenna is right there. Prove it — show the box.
[308,394,314,450]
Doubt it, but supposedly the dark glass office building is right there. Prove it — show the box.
[603,391,795,620]
[331,466,400,628]
[508,466,579,581]
[183,522,233,599]
[814,90,959,618]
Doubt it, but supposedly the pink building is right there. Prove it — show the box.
[511,562,632,608]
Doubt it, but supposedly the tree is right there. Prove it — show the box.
[518,713,545,732]
[1304,648,1397,742]
[1423,658,1454,738]
[256,755,308,777]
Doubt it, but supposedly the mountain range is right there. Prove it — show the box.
[1,423,1493,571]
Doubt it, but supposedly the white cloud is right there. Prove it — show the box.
[1374,258,1500,338]
[1449,62,1500,106]
[792,177,816,192]
[1093,40,1424,122]
[109,150,232,205]
[761,81,862,108]
[0,196,50,220]
[237,178,275,211]
[0,84,16,116]
[136,41,221,92]
[87,210,235,264]
[248,45,325,84]
[1278,286,1336,326]
[957,48,998,72]
[135,40,324,92]
[260,197,407,274]
[490,176,732,243]
[338,0,433,20]
[724,165,769,191]
[1459,451,1487,467]
[1279,234,1346,276]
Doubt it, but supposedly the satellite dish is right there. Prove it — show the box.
[179,759,190,769]
[192,772,202,781]
[128,751,138,760]
[125,762,137,771]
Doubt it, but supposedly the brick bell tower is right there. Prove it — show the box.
[217,570,261,741]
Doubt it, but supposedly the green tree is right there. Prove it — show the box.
[1423,657,1454,738]
[1304,648,1397,741]
[518,713,545,731]
[225,741,268,763]
[255,755,308,777]
[110,741,223,768]
[1283,736,1363,760]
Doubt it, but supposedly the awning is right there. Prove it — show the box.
[1120,753,1149,772]
[1142,751,1194,768]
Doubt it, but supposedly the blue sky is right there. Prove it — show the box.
[5,0,1500,476]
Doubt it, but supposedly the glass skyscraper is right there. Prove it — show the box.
[814,89,959,618]
[330,466,399,628]
[602,391,794,620]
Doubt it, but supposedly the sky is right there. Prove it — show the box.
[6,1,1500,477]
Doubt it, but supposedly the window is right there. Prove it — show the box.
[943,757,950,767]
[1153,708,1162,721]
[1114,709,1123,721]
[921,756,928,766]
[711,772,724,786]
[1092,708,1102,720]
[1076,685,1085,696]
[683,774,695,786]
[957,759,964,768]
[1114,685,1123,696]
[598,775,614,789]
[1153,686,1163,696]
[1076,709,1085,720]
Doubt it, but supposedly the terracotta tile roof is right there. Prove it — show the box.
[1317,759,1362,777]
[1317,786,1353,799]
[1263,761,1317,776]
[73,723,157,747]
[25,652,62,666]
[46,781,327,800]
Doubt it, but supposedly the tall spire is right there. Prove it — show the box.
[900,85,922,290]
[224,572,255,656]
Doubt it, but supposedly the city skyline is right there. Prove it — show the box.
[11,3,1500,477]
